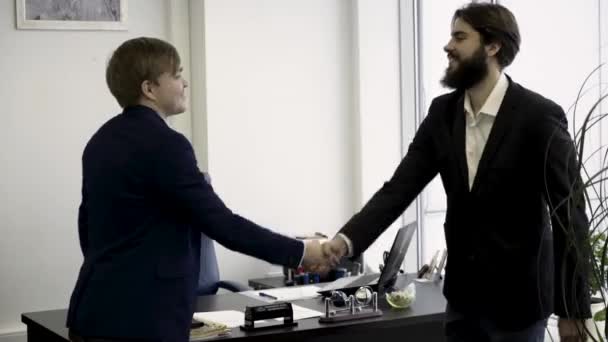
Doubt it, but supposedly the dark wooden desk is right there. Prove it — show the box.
[22,281,447,342]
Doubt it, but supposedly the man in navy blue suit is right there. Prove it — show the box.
[66,37,332,342]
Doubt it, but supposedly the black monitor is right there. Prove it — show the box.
[377,221,417,293]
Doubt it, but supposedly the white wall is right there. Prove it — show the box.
[501,0,602,176]
[0,0,190,337]
[195,0,413,282]
[199,0,357,281]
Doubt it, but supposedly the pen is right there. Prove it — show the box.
[258,292,278,300]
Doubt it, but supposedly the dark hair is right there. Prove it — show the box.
[453,2,521,68]
[106,37,181,108]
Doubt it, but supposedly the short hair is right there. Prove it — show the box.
[106,37,181,108]
[453,2,521,68]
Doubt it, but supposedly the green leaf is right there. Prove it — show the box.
[594,307,606,321]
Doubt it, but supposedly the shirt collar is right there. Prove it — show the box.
[464,72,508,117]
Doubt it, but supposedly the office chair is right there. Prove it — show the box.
[196,173,250,296]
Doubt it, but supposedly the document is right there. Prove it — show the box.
[289,304,324,320]
[189,319,231,341]
[192,304,323,328]
[241,285,322,302]
[193,311,244,328]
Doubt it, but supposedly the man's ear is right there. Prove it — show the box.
[140,80,156,102]
[486,42,501,58]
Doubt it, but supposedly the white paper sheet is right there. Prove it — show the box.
[289,304,324,320]
[241,285,322,302]
[192,304,323,328]
[193,310,244,328]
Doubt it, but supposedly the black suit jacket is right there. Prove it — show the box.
[66,105,304,341]
[340,77,591,329]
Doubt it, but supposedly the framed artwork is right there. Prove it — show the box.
[16,0,127,31]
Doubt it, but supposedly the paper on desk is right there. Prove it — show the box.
[242,285,322,302]
[289,304,323,320]
[192,304,323,328]
[193,310,244,328]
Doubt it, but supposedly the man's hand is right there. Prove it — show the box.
[301,240,333,275]
[322,236,348,267]
[558,318,587,342]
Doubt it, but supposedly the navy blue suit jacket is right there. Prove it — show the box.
[66,105,304,341]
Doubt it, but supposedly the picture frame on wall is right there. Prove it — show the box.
[16,0,128,31]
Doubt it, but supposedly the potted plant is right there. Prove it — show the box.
[590,230,607,338]
[550,65,608,340]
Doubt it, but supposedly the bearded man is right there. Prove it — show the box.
[323,3,591,341]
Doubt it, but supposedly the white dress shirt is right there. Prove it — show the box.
[464,72,508,190]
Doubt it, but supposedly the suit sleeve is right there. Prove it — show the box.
[77,176,88,256]
[539,105,591,319]
[151,133,304,269]
[339,101,442,257]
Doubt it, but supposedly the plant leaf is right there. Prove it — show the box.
[594,307,606,321]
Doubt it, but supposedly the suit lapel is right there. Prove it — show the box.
[452,94,469,190]
[471,80,520,192]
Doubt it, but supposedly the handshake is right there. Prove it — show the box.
[300,237,349,275]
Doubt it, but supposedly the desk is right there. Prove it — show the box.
[22,281,447,342]
[247,273,376,290]
[248,275,293,290]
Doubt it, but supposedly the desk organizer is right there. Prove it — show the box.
[319,292,383,323]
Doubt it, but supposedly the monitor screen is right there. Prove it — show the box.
[377,222,417,292]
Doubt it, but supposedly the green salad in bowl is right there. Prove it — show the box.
[385,283,415,309]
